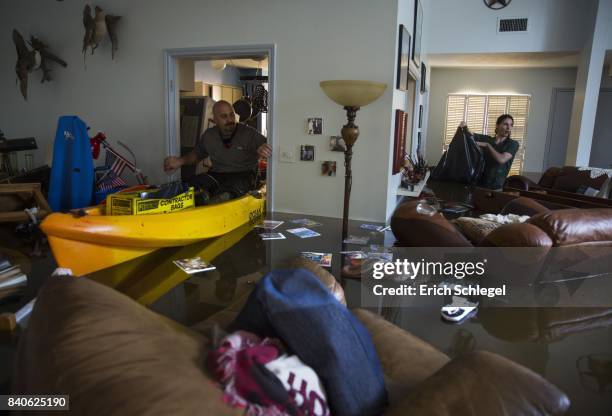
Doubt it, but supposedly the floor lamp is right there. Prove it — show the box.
[319,80,387,238]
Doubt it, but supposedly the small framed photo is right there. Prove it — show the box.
[300,145,315,161]
[329,136,346,152]
[321,161,337,176]
[307,118,322,135]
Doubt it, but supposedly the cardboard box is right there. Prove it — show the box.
[106,187,195,216]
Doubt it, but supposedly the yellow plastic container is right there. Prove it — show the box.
[105,187,195,215]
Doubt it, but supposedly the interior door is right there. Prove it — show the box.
[589,89,612,168]
[544,88,574,169]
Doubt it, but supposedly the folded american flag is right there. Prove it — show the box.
[97,171,127,192]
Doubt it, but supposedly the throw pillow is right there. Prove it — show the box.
[452,217,502,243]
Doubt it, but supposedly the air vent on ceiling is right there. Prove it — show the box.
[497,18,528,33]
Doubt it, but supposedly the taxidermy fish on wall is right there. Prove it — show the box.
[12,29,67,101]
[82,4,121,62]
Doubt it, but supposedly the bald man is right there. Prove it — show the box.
[164,100,271,201]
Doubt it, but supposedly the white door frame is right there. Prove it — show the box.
[163,44,277,210]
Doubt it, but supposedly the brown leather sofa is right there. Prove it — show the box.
[505,166,612,208]
[391,197,612,247]
[12,258,570,415]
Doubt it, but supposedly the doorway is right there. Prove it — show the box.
[163,45,276,210]
[544,88,574,169]
[545,87,612,170]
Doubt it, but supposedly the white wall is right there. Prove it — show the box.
[426,67,577,173]
[565,0,611,166]
[384,0,431,221]
[428,0,595,54]
[0,0,398,221]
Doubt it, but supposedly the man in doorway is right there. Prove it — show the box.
[164,100,272,202]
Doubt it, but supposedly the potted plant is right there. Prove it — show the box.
[400,153,428,189]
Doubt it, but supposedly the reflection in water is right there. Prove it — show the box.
[577,354,612,395]
[446,328,476,358]
[87,222,257,305]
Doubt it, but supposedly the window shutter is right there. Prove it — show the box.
[465,95,486,134]
[507,96,530,175]
[485,96,509,136]
[443,95,466,151]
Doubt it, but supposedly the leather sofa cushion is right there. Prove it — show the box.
[528,208,612,246]
[479,223,553,247]
[391,201,472,247]
[13,277,239,416]
[384,351,570,416]
[501,197,550,217]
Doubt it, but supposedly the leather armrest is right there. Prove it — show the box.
[391,200,472,247]
[505,175,538,191]
[351,309,449,406]
[13,277,237,415]
[385,351,570,416]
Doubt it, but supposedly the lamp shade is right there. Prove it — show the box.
[319,80,387,107]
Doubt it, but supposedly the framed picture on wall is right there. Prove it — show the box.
[412,0,423,68]
[300,145,315,161]
[393,109,408,174]
[420,63,427,93]
[396,25,411,91]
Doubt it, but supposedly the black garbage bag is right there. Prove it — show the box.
[431,127,485,184]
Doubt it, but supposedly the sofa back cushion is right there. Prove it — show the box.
[13,277,239,416]
[528,208,612,246]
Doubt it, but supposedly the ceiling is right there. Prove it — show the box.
[210,57,268,70]
[428,51,581,68]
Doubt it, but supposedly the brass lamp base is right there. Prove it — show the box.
[341,106,360,239]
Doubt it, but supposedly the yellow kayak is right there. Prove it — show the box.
[41,189,266,276]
